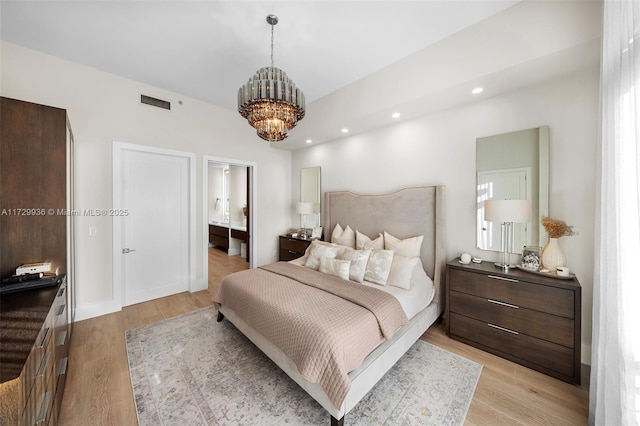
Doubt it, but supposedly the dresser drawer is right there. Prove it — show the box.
[209,225,228,237]
[279,236,310,254]
[449,291,574,347]
[449,269,574,318]
[209,234,229,249]
[450,312,575,379]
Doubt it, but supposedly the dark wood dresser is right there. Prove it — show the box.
[0,279,71,425]
[278,235,314,261]
[0,97,76,424]
[446,259,581,385]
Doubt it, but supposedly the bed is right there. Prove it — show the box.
[214,185,446,425]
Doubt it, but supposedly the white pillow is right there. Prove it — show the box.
[298,240,335,264]
[331,224,356,248]
[319,256,351,280]
[304,244,341,270]
[356,230,384,250]
[384,231,424,258]
[386,255,421,290]
[339,248,371,283]
[363,249,394,285]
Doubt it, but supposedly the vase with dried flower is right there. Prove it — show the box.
[540,216,577,272]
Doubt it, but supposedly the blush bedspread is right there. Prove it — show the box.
[214,261,408,408]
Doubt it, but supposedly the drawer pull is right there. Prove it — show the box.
[56,330,68,347]
[36,352,51,377]
[37,327,50,349]
[58,304,66,316]
[58,357,68,376]
[488,299,519,309]
[57,287,66,298]
[488,323,519,335]
[488,274,519,283]
[35,392,51,425]
[288,250,298,254]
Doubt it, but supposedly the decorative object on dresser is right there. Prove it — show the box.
[540,216,577,272]
[483,199,531,270]
[279,234,313,261]
[446,259,581,385]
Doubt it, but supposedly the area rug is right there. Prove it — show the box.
[126,307,482,426]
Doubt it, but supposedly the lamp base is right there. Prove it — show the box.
[494,262,517,270]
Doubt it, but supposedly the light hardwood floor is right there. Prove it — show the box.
[58,250,588,425]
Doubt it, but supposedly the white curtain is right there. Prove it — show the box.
[590,0,640,424]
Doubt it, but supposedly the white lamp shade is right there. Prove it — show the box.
[295,202,314,215]
[484,199,531,223]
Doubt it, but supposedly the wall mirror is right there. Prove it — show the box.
[476,126,549,253]
[301,166,321,228]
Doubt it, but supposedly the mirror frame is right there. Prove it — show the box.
[300,166,321,229]
[476,126,549,253]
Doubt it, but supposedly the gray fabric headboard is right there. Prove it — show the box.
[324,186,446,313]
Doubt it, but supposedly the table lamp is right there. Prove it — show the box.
[295,201,314,239]
[484,199,531,270]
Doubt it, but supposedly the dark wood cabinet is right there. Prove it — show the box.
[279,235,313,261]
[0,97,75,424]
[446,259,581,385]
[209,224,229,250]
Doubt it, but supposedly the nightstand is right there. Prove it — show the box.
[446,259,581,385]
[279,235,313,261]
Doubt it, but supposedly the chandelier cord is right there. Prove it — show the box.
[270,21,275,69]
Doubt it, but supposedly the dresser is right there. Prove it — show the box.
[0,97,75,424]
[278,235,313,261]
[446,259,581,384]
[0,278,71,425]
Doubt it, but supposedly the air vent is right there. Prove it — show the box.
[140,94,171,110]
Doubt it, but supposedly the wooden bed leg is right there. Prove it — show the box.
[216,311,224,322]
[331,415,344,426]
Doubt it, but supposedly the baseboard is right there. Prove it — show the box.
[75,299,121,322]
[190,278,207,292]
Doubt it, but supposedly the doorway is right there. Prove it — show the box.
[203,156,256,294]
[113,142,196,307]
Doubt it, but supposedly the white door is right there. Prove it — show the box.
[117,147,191,306]
[477,167,531,252]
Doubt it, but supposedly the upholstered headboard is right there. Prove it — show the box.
[324,186,446,313]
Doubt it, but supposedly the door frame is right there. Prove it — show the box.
[203,155,257,278]
[113,141,197,307]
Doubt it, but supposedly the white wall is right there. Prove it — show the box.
[1,41,292,320]
[292,65,599,364]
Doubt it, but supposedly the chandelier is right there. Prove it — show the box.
[238,14,305,142]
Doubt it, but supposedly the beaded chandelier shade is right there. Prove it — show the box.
[238,15,305,142]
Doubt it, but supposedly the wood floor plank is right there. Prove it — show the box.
[59,253,588,425]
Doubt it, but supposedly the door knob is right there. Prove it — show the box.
[122,248,137,254]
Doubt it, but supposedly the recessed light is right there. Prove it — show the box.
[341,128,349,133]
[472,87,484,94]
[391,112,400,119]
[305,139,312,144]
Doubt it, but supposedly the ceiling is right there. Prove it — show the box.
[0,1,602,150]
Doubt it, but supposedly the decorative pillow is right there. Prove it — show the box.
[363,249,394,285]
[319,256,351,280]
[356,230,384,250]
[386,255,421,290]
[331,223,356,248]
[299,240,335,264]
[339,248,371,283]
[384,231,424,258]
[304,244,341,270]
